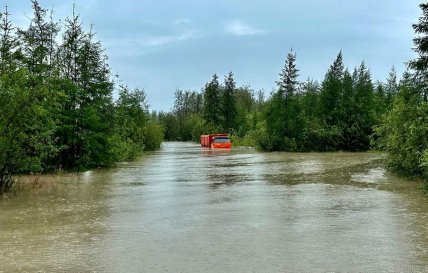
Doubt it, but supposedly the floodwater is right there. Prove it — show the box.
[1,142,427,273]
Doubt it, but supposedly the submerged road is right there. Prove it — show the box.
[1,142,427,272]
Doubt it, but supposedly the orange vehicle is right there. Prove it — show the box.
[200,134,232,149]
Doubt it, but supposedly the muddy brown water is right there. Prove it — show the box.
[1,142,427,273]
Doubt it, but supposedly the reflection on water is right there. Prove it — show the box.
[0,142,427,273]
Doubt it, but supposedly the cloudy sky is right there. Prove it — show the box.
[6,0,423,111]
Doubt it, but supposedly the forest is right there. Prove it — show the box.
[1,1,428,193]
[0,1,163,192]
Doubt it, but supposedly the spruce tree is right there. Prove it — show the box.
[349,62,375,151]
[75,26,115,167]
[55,6,114,168]
[339,69,355,149]
[17,0,59,77]
[222,72,237,132]
[203,74,221,127]
[276,49,299,99]
[58,4,84,82]
[409,2,428,102]
[385,66,398,106]
[264,49,301,151]
[319,51,344,126]
[0,5,19,72]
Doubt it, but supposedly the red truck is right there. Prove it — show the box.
[200,134,232,149]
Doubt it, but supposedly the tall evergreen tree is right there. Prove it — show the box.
[300,79,319,118]
[17,0,59,77]
[222,72,237,132]
[54,7,115,168]
[409,2,428,102]
[74,26,115,167]
[58,4,84,82]
[319,51,344,126]
[348,62,375,151]
[203,74,221,126]
[276,49,299,99]
[338,69,355,149]
[263,49,301,151]
[0,5,19,72]
[385,66,398,106]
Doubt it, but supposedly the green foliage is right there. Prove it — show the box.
[342,63,375,151]
[161,50,387,155]
[17,0,59,77]
[0,2,163,192]
[203,74,221,126]
[261,49,303,151]
[0,69,59,192]
[143,122,164,151]
[263,92,288,151]
[157,112,180,141]
[222,72,238,133]
[277,49,299,99]
[113,86,162,160]
[301,121,341,152]
[374,2,428,191]
[319,51,344,126]
[377,98,428,178]
[409,3,428,102]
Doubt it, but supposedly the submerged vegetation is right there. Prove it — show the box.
[0,1,162,192]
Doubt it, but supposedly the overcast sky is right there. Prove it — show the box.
[6,0,423,111]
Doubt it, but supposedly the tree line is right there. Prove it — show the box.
[159,2,428,192]
[0,1,163,192]
[158,51,395,152]
[2,1,428,193]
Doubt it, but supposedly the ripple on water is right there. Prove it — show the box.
[0,142,427,273]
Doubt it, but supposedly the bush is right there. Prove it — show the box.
[377,98,428,179]
[144,122,164,151]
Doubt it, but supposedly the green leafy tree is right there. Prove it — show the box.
[377,96,428,178]
[0,70,59,191]
[235,86,257,136]
[2,1,61,172]
[173,89,198,140]
[113,86,161,160]
[378,2,428,191]
[158,111,180,141]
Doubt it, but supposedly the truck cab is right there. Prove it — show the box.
[200,134,232,149]
[211,136,232,148]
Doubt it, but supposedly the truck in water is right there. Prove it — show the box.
[200,134,232,149]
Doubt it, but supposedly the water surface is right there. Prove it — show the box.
[1,142,427,272]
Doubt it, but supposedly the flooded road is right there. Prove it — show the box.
[1,142,427,272]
